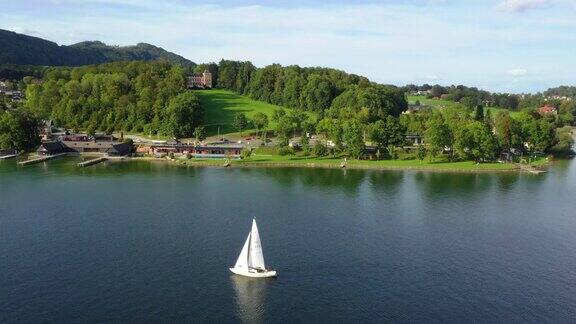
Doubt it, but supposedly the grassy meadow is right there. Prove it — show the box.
[194,89,285,136]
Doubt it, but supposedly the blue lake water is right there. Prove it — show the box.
[1,158,575,322]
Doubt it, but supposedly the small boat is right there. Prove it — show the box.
[230,219,277,278]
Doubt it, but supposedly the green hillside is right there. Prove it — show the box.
[195,89,288,135]
[0,29,194,66]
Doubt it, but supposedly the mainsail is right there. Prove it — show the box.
[248,219,266,270]
[234,232,251,269]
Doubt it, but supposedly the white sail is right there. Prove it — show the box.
[248,219,266,270]
[234,232,251,269]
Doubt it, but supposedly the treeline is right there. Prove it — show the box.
[400,108,573,161]
[544,86,576,98]
[216,60,407,119]
[405,84,576,126]
[23,61,202,138]
[0,109,40,151]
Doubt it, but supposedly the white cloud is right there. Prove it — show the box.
[2,1,576,92]
[507,68,529,76]
[497,0,551,12]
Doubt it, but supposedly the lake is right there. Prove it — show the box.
[1,158,575,322]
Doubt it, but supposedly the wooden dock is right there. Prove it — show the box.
[77,156,107,167]
[519,164,547,174]
[0,154,18,160]
[18,153,67,166]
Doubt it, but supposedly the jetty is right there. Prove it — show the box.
[0,154,18,160]
[18,153,67,166]
[77,156,108,167]
[518,163,547,174]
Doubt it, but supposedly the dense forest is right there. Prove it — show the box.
[22,61,202,139]
[0,57,573,160]
[0,29,194,67]
[214,60,573,160]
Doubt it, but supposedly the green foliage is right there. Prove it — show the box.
[163,92,203,138]
[252,112,269,134]
[474,105,484,121]
[240,148,253,159]
[425,113,453,160]
[343,119,365,159]
[313,141,328,157]
[550,126,575,156]
[278,146,294,156]
[0,29,194,66]
[24,61,192,136]
[369,116,406,158]
[417,145,427,161]
[0,109,40,151]
[216,60,406,119]
[233,112,248,135]
[194,126,207,142]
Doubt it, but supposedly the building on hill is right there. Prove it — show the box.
[187,70,212,89]
[538,105,557,116]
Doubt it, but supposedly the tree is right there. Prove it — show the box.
[417,145,427,161]
[474,105,484,121]
[369,116,406,159]
[163,91,203,138]
[194,126,206,143]
[251,112,268,137]
[0,109,40,151]
[313,141,328,157]
[343,119,365,159]
[233,113,248,135]
[425,113,452,160]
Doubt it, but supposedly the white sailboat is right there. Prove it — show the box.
[230,219,277,278]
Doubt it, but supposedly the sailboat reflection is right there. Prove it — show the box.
[231,275,271,323]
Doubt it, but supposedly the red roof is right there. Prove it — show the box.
[538,105,557,114]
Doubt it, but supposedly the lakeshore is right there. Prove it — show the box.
[130,154,549,173]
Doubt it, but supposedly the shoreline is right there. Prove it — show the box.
[8,153,553,174]
[127,156,550,174]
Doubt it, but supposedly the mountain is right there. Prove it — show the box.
[0,29,194,67]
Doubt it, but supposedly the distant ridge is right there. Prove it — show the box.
[0,29,195,67]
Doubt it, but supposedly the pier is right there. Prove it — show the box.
[0,154,18,160]
[18,153,67,166]
[77,156,108,167]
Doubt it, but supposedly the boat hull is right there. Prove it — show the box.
[229,267,277,278]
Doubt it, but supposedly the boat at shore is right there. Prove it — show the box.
[230,219,277,278]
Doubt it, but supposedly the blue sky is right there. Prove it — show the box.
[1,0,575,93]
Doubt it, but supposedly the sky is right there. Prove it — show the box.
[1,0,575,93]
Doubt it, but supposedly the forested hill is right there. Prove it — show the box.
[0,29,194,67]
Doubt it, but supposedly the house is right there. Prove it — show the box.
[106,143,133,156]
[187,70,213,89]
[37,142,73,155]
[40,120,53,141]
[140,143,243,158]
[538,105,557,115]
[406,134,423,146]
[38,139,133,156]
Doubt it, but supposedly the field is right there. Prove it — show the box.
[194,89,285,136]
[408,95,522,118]
[407,95,465,110]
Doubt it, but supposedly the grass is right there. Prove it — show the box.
[194,89,286,136]
[166,153,521,172]
[408,95,523,118]
[407,95,465,110]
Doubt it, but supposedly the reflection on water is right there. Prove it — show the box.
[231,275,272,324]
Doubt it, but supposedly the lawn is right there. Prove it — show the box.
[407,95,465,110]
[408,95,523,118]
[170,153,520,171]
[194,89,286,136]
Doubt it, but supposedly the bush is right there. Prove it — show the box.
[278,146,295,156]
[313,142,328,157]
[241,148,253,159]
